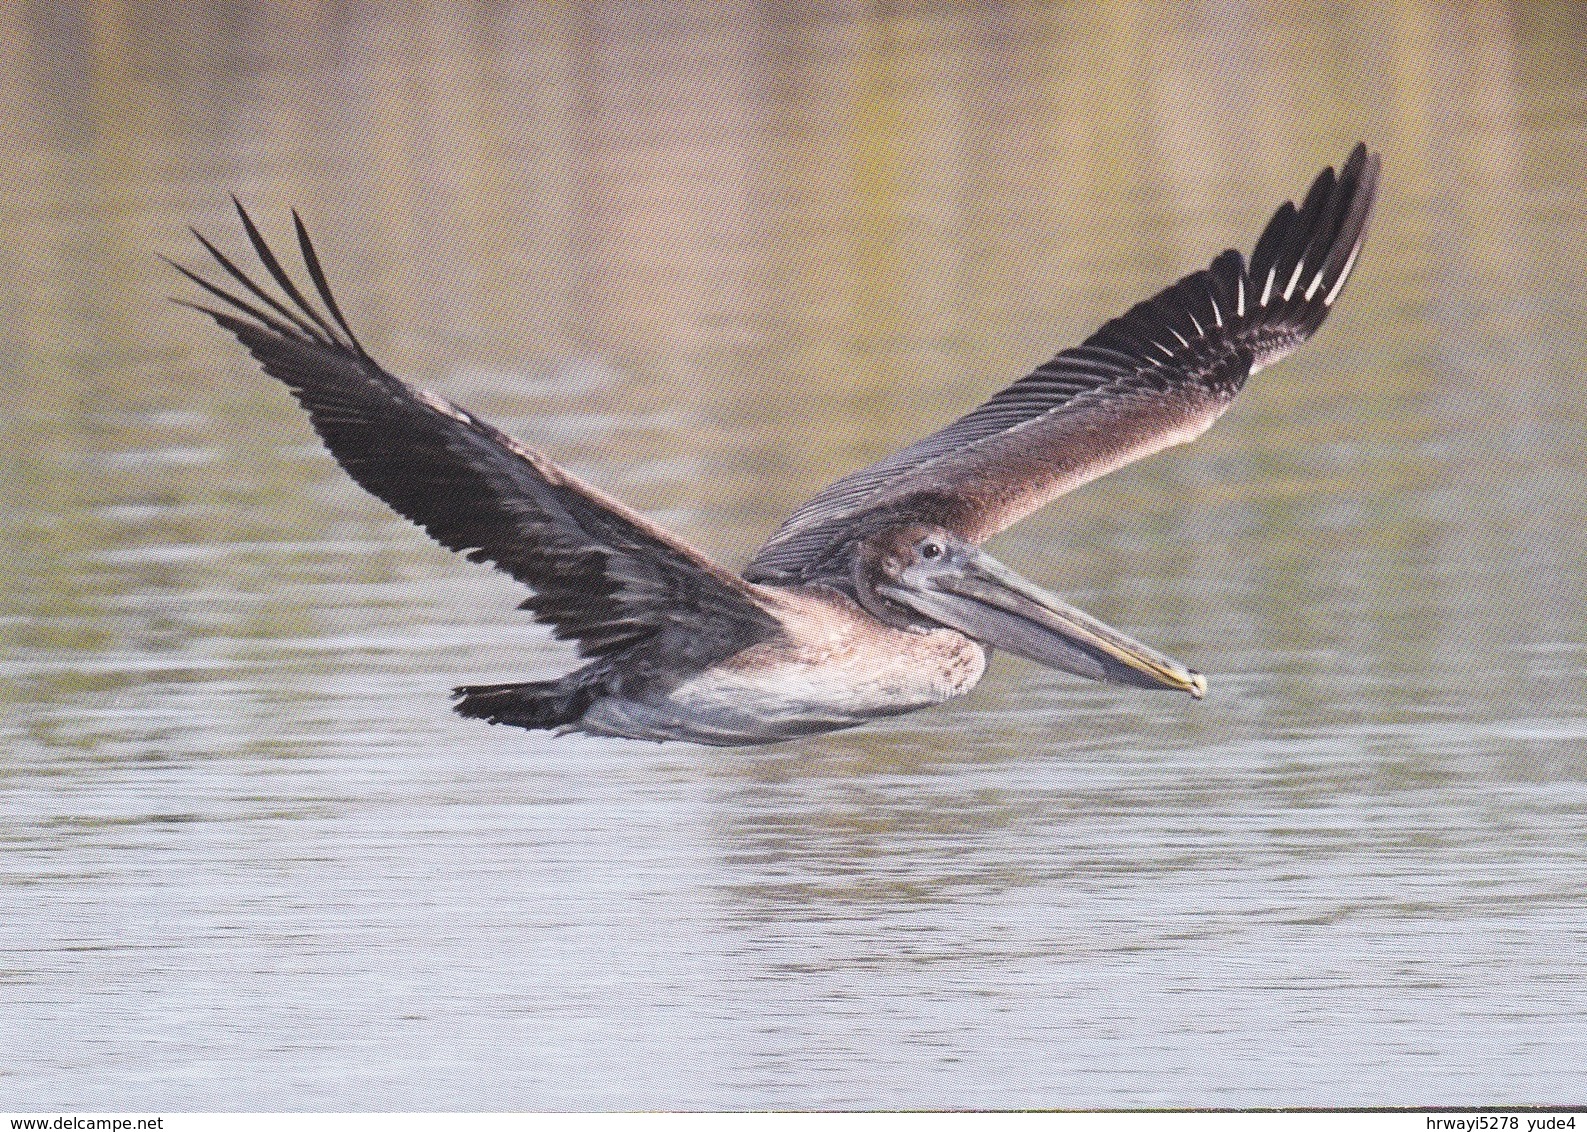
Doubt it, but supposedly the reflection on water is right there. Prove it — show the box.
[4,0,1587,1110]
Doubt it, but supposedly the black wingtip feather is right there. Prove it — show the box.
[292,209,368,359]
[1199,142,1380,365]
[1248,144,1379,313]
[162,254,308,342]
[230,197,347,349]
[187,224,325,343]
[171,201,384,373]
[167,295,234,325]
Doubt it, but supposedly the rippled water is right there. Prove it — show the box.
[4,0,1587,1110]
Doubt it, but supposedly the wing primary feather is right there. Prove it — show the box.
[161,257,311,342]
[292,210,369,360]
[231,196,349,350]
[188,226,327,343]
[1249,201,1296,295]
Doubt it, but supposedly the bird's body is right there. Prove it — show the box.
[573,586,986,745]
[172,145,1380,746]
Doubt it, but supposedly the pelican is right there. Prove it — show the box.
[171,144,1380,746]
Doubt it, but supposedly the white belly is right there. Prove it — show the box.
[578,595,988,746]
[676,629,982,726]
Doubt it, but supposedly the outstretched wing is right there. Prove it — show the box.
[171,202,781,661]
[746,144,1381,584]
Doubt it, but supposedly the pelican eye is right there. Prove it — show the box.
[920,540,944,561]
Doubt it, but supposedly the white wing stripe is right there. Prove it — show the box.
[1283,259,1306,301]
[1324,239,1363,306]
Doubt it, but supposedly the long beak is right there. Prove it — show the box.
[881,550,1207,698]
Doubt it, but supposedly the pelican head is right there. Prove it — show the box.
[856,524,1206,698]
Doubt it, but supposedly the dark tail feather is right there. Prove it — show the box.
[451,675,598,732]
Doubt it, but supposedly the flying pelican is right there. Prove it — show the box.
[171,144,1380,746]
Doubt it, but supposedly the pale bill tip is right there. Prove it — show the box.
[1187,671,1207,700]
